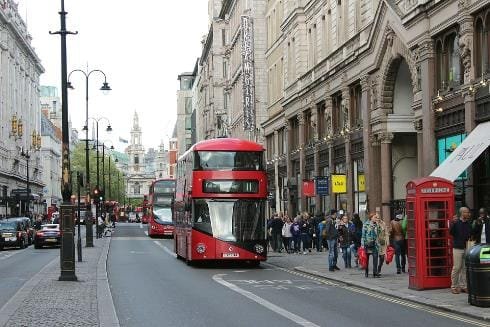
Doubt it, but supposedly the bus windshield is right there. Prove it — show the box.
[153,206,172,223]
[193,199,265,242]
[195,151,263,171]
[154,180,176,194]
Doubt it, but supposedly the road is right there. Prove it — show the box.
[0,224,88,310]
[108,223,482,327]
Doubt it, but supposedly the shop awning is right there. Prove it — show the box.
[430,121,490,181]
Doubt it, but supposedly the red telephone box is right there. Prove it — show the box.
[406,177,454,290]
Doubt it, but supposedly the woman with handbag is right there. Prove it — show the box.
[361,213,381,278]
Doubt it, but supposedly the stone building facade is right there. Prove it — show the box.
[263,0,490,221]
[0,1,44,216]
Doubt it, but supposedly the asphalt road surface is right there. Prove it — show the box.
[108,223,484,327]
[0,224,88,309]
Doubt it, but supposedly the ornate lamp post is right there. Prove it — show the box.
[50,0,78,281]
[68,69,111,248]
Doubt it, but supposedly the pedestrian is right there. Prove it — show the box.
[472,208,489,244]
[449,207,473,294]
[97,215,105,238]
[34,216,42,230]
[290,216,302,253]
[362,213,381,278]
[338,214,355,268]
[351,213,363,267]
[390,213,406,274]
[300,212,311,254]
[318,214,329,251]
[376,215,389,276]
[312,211,323,252]
[282,215,293,253]
[270,213,284,252]
[325,209,340,271]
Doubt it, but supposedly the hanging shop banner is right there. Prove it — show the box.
[358,174,365,192]
[241,15,256,131]
[431,121,490,181]
[315,177,329,196]
[332,174,347,194]
[303,180,315,197]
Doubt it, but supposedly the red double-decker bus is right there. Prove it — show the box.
[174,138,268,265]
[148,179,176,237]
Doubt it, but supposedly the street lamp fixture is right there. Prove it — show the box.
[100,82,112,94]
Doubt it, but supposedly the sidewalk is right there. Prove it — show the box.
[267,250,490,322]
[0,236,119,327]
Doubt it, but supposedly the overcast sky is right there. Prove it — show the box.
[18,0,208,152]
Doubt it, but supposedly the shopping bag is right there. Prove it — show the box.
[385,245,395,264]
[358,246,367,269]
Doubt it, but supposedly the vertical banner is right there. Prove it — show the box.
[241,15,256,131]
[332,174,347,194]
[302,180,315,197]
[358,174,365,192]
[315,177,329,196]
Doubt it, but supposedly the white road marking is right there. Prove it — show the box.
[0,250,20,261]
[212,274,320,327]
[266,263,486,327]
[153,241,177,258]
[144,231,148,236]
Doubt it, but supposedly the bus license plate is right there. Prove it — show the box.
[46,239,57,242]
[223,253,239,258]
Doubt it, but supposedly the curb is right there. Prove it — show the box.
[292,266,490,323]
[97,237,120,327]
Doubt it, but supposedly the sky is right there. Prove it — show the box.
[18,0,209,152]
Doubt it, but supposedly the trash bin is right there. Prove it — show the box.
[466,244,490,307]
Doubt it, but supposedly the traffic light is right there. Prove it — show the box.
[93,188,100,203]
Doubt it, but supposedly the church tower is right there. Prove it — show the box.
[126,111,151,199]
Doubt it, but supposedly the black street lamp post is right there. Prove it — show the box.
[90,118,112,238]
[20,149,30,217]
[68,69,111,248]
[50,0,78,281]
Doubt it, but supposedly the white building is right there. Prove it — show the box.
[0,1,44,216]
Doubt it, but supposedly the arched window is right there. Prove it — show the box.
[475,18,484,77]
[446,33,462,85]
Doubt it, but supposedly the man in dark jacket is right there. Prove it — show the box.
[473,208,489,244]
[449,207,473,294]
[270,214,284,252]
[326,209,339,272]
[312,212,323,252]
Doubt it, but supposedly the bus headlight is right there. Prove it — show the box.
[196,243,206,254]
[254,244,264,254]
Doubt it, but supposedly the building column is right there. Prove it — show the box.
[464,92,476,208]
[273,130,281,211]
[414,119,424,177]
[298,112,306,212]
[380,132,394,224]
[312,108,321,215]
[286,121,294,216]
[419,39,436,175]
[324,97,335,210]
[360,76,373,214]
[342,87,353,213]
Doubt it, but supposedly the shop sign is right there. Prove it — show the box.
[315,177,329,196]
[332,175,347,194]
[358,174,365,192]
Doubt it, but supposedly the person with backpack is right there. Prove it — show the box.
[290,216,302,253]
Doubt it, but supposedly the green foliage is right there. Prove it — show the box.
[70,142,125,204]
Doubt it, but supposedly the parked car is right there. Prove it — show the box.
[9,217,34,245]
[0,220,29,250]
[34,224,61,249]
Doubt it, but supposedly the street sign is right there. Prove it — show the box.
[315,177,329,196]
[11,188,30,195]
